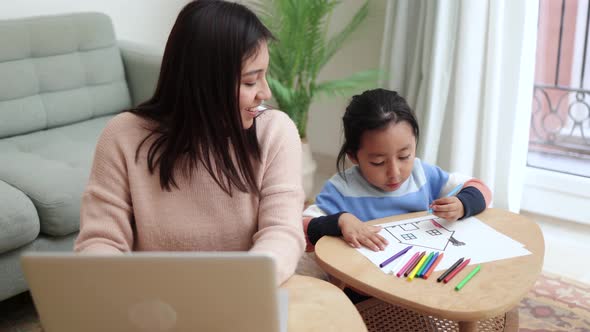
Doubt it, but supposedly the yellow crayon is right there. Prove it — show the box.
[407,252,429,281]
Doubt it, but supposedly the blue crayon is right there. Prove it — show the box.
[418,252,439,278]
[428,184,463,214]
[416,252,434,277]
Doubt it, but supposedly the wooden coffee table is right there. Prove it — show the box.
[314,209,544,332]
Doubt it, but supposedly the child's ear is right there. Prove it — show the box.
[347,152,359,165]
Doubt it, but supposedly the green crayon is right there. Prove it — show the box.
[455,265,481,291]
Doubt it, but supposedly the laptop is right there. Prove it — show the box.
[21,252,287,332]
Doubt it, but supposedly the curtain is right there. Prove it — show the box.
[380,0,539,212]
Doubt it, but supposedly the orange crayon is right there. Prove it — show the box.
[423,253,444,279]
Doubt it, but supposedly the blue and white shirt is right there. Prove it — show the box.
[304,158,471,221]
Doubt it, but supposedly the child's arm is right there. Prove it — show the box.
[304,209,344,245]
[302,204,336,251]
[431,174,492,221]
[337,213,388,251]
[303,206,387,252]
[456,178,491,217]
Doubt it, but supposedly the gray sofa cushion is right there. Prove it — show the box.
[0,233,77,299]
[0,115,113,236]
[0,12,131,139]
[0,180,39,252]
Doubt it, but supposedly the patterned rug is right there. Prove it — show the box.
[519,273,590,332]
[0,272,588,331]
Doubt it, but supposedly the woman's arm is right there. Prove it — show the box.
[74,118,134,253]
[250,112,306,285]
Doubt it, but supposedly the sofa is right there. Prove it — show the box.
[0,12,162,301]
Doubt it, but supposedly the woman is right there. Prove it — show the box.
[75,0,305,285]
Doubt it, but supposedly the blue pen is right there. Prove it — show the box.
[427,183,463,214]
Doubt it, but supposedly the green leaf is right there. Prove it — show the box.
[317,1,369,75]
[251,0,378,138]
[267,76,294,109]
[315,69,381,97]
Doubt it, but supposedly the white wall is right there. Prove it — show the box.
[304,1,387,157]
[0,0,191,49]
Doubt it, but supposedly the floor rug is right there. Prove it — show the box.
[519,272,590,332]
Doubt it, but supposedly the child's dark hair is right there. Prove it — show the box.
[336,89,420,175]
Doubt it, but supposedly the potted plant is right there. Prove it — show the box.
[253,0,379,197]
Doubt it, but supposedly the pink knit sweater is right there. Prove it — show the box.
[74,110,306,285]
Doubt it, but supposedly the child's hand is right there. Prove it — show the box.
[430,196,464,221]
[338,213,388,251]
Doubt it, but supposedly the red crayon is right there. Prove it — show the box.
[443,258,471,283]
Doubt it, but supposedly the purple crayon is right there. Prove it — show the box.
[379,246,413,268]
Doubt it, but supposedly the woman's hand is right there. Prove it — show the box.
[338,213,388,251]
[430,196,465,221]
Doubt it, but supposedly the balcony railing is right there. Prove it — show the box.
[528,0,590,178]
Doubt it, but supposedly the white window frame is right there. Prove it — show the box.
[521,166,590,225]
[523,1,590,224]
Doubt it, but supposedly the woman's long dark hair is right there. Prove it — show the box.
[130,0,273,196]
[336,89,420,177]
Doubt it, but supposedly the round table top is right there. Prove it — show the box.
[281,275,367,332]
[314,209,545,321]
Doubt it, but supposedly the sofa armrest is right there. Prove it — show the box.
[0,180,39,253]
[119,40,163,107]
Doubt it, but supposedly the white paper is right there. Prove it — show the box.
[357,215,531,274]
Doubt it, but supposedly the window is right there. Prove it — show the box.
[523,0,590,224]
[529,0,590,177]
[401,233,417,241]
[426,229,442,236]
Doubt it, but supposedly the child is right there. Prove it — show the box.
[303,88,492,253]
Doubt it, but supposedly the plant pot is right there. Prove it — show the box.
[301,139,317,200]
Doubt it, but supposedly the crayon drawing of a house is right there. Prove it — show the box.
[384,219,465,251]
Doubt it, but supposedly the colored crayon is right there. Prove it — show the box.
[416,252,434,277]
[455,265,481,291]
[396,252,420,277]
[419,252,438,278]
[423,253,444,279]
[404,251,425,277]
[407,252,429,281]
[379,245,413,268]
[390,252,409,274]
[428,183,463,213]
[437,257,464,282]
[443,258,471,283]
